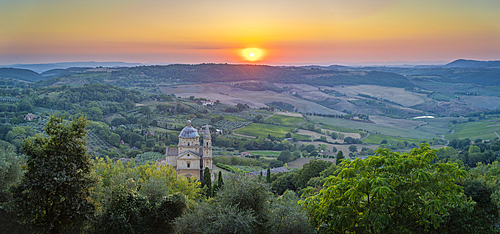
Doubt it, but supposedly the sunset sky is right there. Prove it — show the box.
[1,0,499,65]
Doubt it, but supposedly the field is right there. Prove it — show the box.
[287,158,336,169]
[320,124,362,133]
[446,118,500,141]
[218,115,248,122]
[248,150,281,157]
[104,113,123,123]
[363,133,427,145]
[265,114,305,126]
[160,83,345,115]
[213,165,236,178]
[234,123,310,140]
[460,96,500,110]
[322,85,429,107]
[308,115,447,140]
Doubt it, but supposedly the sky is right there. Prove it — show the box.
[1,0,499,65]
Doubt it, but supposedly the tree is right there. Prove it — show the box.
[292,160,332,190]
[176,175,270,233]
[267,168,271,183]
[335,151,344,165]
[277,150,292,163]
[217,171,224,189]
[302,144,467,233]
[267,191,314,234]
[348,145,357,153]
[331,147,337,153]
[13,116,96,233]
[0,143,25,196]
[201,167,212,198]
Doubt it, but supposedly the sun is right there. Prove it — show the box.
[241,48,263,62]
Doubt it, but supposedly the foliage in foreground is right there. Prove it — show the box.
[12,116,95,233]
[175,175,313,234]
[302,144,467,234]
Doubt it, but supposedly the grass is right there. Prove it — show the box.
[445,118,500,141]
[222,115,248,122]
[363,133,427,145]
[430,92,455,101]
[320,123,362,133]
[235,123,310,140]
[248,150,281,157]
[265,114,305,126]
[213,165,235,177]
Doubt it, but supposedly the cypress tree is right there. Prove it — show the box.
[218,171,223,188]
[266,168,271,183]
[202,167,212,198]
[336,151,344,165]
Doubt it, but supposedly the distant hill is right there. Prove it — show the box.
[444,59,500,68]
[106,64,416,88]
[0,61,144,73]
[0,68,42,82]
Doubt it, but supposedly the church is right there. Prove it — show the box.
[165,120,213,180]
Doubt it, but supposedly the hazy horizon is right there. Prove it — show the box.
[1,0,499,65]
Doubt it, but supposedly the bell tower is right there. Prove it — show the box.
[202,125,213,177]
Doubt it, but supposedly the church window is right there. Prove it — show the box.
[187,162,191,168]
[187,142,190,146]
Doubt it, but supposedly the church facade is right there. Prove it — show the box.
[165,120,212,180]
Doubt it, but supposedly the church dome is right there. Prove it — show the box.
[179,120,199,138]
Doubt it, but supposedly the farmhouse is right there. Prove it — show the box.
[202,101,215,106]
[24,113,35,121]
[164,120,213,180]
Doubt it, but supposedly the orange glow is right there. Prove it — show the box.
[241,48,264,62]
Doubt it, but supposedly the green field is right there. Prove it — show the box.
[235,123,310,140]
[309,116,449,140]
[445,118,500,141]
[248,150,281,157]
[265,114,305,126]
[320,123,362,133]
[363,133,426,145]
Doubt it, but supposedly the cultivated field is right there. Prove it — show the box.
[446,118,500,141]
[265,114,305,126]
[160,83,344,115]
[287,158,336,169]
[308,116,441,139]
[234,123,311,140]
[363,134,426,145]
[460,96,500,110]
[319,85,429,107]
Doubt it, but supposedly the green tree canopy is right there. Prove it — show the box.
[13,116,96,233]
[302,144,466,234]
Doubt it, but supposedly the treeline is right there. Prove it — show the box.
[303,112,370,120]
[266,101,295,112]
[437,138,500,168]
[213,134,295,152]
